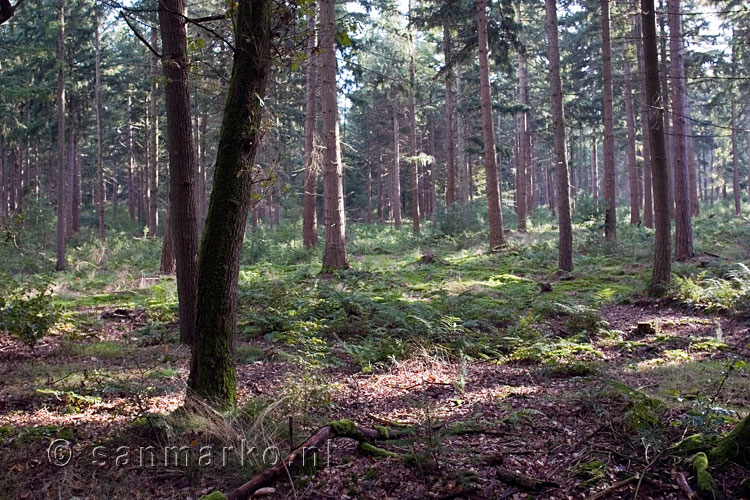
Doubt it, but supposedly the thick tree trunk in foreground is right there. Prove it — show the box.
[302,4,318,248]
[55,0,66,271]
[642,0,671,296]
[624,58,640,225]
[600,0,616,242]
[667,0,693,261]
[476,0,505,249]
[158,0,200,345]
[95,11,105,240]
[545,0,573,271]
[148,26,159,238]
[443,23,456,206]
[188,0,272,409]
[635,14,654,228]
[320,0,350,270]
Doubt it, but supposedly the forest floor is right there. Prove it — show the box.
[1,203,749,499]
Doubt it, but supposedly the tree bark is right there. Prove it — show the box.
[302,3,319,248]
[642,0,671,296]
[731,98,740,216]
[148,26,159,238]
[95,10,106,240]
[320,0,350,270]
[658,0,674,219]
[667,0,693,261]
[187,0,272,409]
[635,13,654,228]
[516,46,527,232]
[160,196,176,274]
[55,0,66,271]
[443,23,456,206]
[409,1,419,234]
[624,58,640,225]
[158,0,201,346]
[545,0,573,271]
[592,139,598,208]
[600,0,617,242]
[476,0,505,249]
[127,94,136,221]
[391,86,402,228]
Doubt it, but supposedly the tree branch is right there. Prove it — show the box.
[121,13,162,59]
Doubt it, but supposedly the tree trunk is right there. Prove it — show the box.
[642,0,671,296]
[731,98,740,216]
[516,46,528,232]
[409,1,419,234]
[476,0,505,249]
[187,0,272,409]
[600,0,617,242]
[67,104,76,237]
[391,86,402,228]
[320,0,350,270]
[443,23,456,206]
[456,71,467,204]
[302,3,319,248]
[545,0,573,271]
[658,0,674,219]
[624,58,640,225]
[0,132,4,217]
[55,0,66,271]
[592,139,598,208]
[95,11,105,240]
[635,13,654,228]
[148,26,159,237]
[667,0,693,261]
[159,0,202,346]
[127,94,136,221]
[160,196,176,274]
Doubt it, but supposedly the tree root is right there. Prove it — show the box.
[693,452,725,500]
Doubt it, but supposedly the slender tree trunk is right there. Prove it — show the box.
[160,195,176,274]
[635,13,654,227]
[591,139,598,208]
[66,105,76,237]
[188,0,272,409]
[391,86,402,227]
[0,132,4,217]
[199,107,208,229]
[95,11,105,240]
[302,3,319,248]
[516,48,528,231]
[624,58,640,225]
[684,100,699,216]
[159,0,201,345]
[320,0,349,270]
[377,145,383,221]
[443,23,456,206]
[600,0,616,241]
[731,98,740,216]
[642,0,671,295]
[456,71,467,204]
[148,26,159,237]
[408,1,419,234]
[55,0,66,271]
[127,94,136,221]
[545,0,573,271]
[476,0,505,249]
[667,0,693,261]
[658,0,674,219]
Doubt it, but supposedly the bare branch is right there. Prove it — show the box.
[121,13,163,59]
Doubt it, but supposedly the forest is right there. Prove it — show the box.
[0,0,749,498]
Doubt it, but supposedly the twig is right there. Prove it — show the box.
[121,14,162,59]
[673,470,699,500]
[584,476,638,500]
[633,445,670,500]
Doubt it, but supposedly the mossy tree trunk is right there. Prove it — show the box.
[187,0,272,409]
